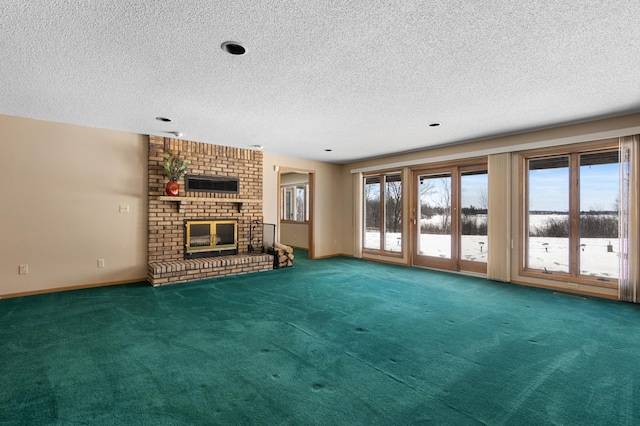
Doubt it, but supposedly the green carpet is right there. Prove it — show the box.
[2,251,640,425]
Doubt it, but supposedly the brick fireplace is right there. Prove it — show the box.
[146,135,273,285]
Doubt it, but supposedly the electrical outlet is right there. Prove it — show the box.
[19,264,28,275]
[97,259,105,268]
[119,205,130,213]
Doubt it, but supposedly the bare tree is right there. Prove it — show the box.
[437,178,452,233]
[479,188,488,212]
[385,180,402,233]
[295,188,305,221]
[613,194,620,213]
[418,177,436,219]
[417,177,451,233]
[587,203,606,213]
[364,179,381,231]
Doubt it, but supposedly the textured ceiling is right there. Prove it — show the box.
[1,1,639,163]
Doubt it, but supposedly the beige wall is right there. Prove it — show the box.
[280,172,309,186]
[0,115,148,296]
[280,223,309,249]
[263,153,344,258]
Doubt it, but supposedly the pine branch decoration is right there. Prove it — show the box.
[163,152,189,182]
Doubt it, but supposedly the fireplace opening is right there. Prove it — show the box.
[185,219,238,259]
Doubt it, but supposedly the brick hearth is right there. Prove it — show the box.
[147,253,274,286]
[147,136,272,285]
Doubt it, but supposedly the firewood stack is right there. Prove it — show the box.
[274,242,294,268]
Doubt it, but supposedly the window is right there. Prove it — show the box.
[281,184,309,222]
[523,143,619,285]
[364,172,403,253]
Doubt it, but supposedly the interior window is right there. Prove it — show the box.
[281,184,309,222]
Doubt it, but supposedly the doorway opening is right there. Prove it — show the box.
[278,168,315,259]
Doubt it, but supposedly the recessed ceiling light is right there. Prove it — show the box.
[156,117,172,122]
[221,41,246,55]
[429,123,441,127]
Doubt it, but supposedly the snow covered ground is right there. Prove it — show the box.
[365,212,620,279]
[528,236,618,278]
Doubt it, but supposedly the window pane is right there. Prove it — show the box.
[418,174,451,258]
[527,156,569,273]
[305,184,310,221]
[384,174,402,252]
[284,187,293,220]
[579,151,619,279]
[295,186,305,222]
[461,170,488,263]
[364,176,381,250]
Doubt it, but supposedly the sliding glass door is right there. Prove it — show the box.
[412,164,487,273]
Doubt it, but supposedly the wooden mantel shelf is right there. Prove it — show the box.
[158,196,260,212]
[158,196,259,203]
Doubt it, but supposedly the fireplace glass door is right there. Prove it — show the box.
[185,220,238,257]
